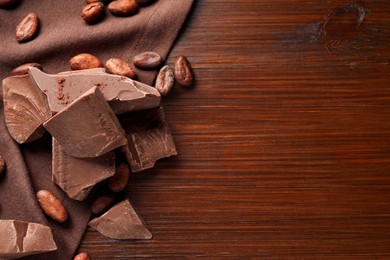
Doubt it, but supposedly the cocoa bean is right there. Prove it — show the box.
[155,65,174,96]
[16,13,39,43]
[0,156,6,175]
[86,0,105,3]
[108,0,138,16]
[133,51,163,69]
[74,252,91,260]
[108,162,130,192]
[105,58,136,79]
[69,53,103,70]
[10,63,42,76]
[135,0,155,6]
[81,2,105,24]
[36,190,68,223]
[0,0,19,8]
[174,56,194,87]
[90,194,116,215]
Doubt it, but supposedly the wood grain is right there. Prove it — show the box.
[79,0,390,258]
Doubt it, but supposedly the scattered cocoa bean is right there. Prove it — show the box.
[36,190,68,223]
[16,12,39,43]
[0,156,6,175]
[10,63,42,76]
[135,0,154,6]
[81,2,105,24]
[133,51,163,69]
[70,53,103,70]
[0,0,19,8]
[86,0,105,3]
[156,65,174,96]
[108,162,130,192]
[105,58,136,79]
[174,56,194,87]
[90,193,116,215]
[74,252,91,260]
[108,0,139,16]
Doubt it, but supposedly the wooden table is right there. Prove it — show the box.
[79,0,390,258]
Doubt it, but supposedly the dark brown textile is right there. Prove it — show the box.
[0,1,194,259]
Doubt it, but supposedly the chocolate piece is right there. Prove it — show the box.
[0,220,57,258]
[88,199,152,240]
[44,87,127,158]
[2,74,52,143]
[119,107,177,172]
[29,67,160,114]
[52,138,115,201]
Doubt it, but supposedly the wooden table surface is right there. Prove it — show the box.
[79,0,390,258]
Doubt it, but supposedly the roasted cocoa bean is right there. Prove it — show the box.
[156,65,174,96]
[70,53,103,70]
[105,58,136,79]
[74,252,91,260]
[0,0,19,8]
[90,194,116,215]
[10,63,42,76]
[16,13,39,43]
[0,156,6,175]
[108,162,130,192]
[81,2,105,24]
[133,51,163,69]
[86,0,105,3]
[135,0,155,6]
[174,56,194,87]
[36,190,68,223]
[108,0,138,16]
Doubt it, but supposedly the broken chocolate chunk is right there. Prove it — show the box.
[43,86,127,158]
[0,220,57,258]
[2,74,52,144]
[52,138,115,200]
[119,107,177,172]
[88,199,152,240]
[29,67,160,114]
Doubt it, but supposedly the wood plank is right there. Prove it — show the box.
[79,0,390,257]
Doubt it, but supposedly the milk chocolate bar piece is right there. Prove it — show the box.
[2,74,51,143]
[88,199,152,240]
[52,138,115,201]
[43,86,127,158]
[0,220,57,258]
[119,107,177,172]
[29,67,160,114]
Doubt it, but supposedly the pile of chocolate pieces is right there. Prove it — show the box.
[1,67,177,256]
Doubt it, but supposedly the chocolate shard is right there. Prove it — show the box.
[2,74,51,143]
[43,86,127,158]
[29,67,160,114]
[88,199,152,240]
[52,138,115,201]
[0,220,57,258]
[119,107,177,173]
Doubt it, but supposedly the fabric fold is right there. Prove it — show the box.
[0,0,194,259]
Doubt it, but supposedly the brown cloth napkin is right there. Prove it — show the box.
[0,0,194,259]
